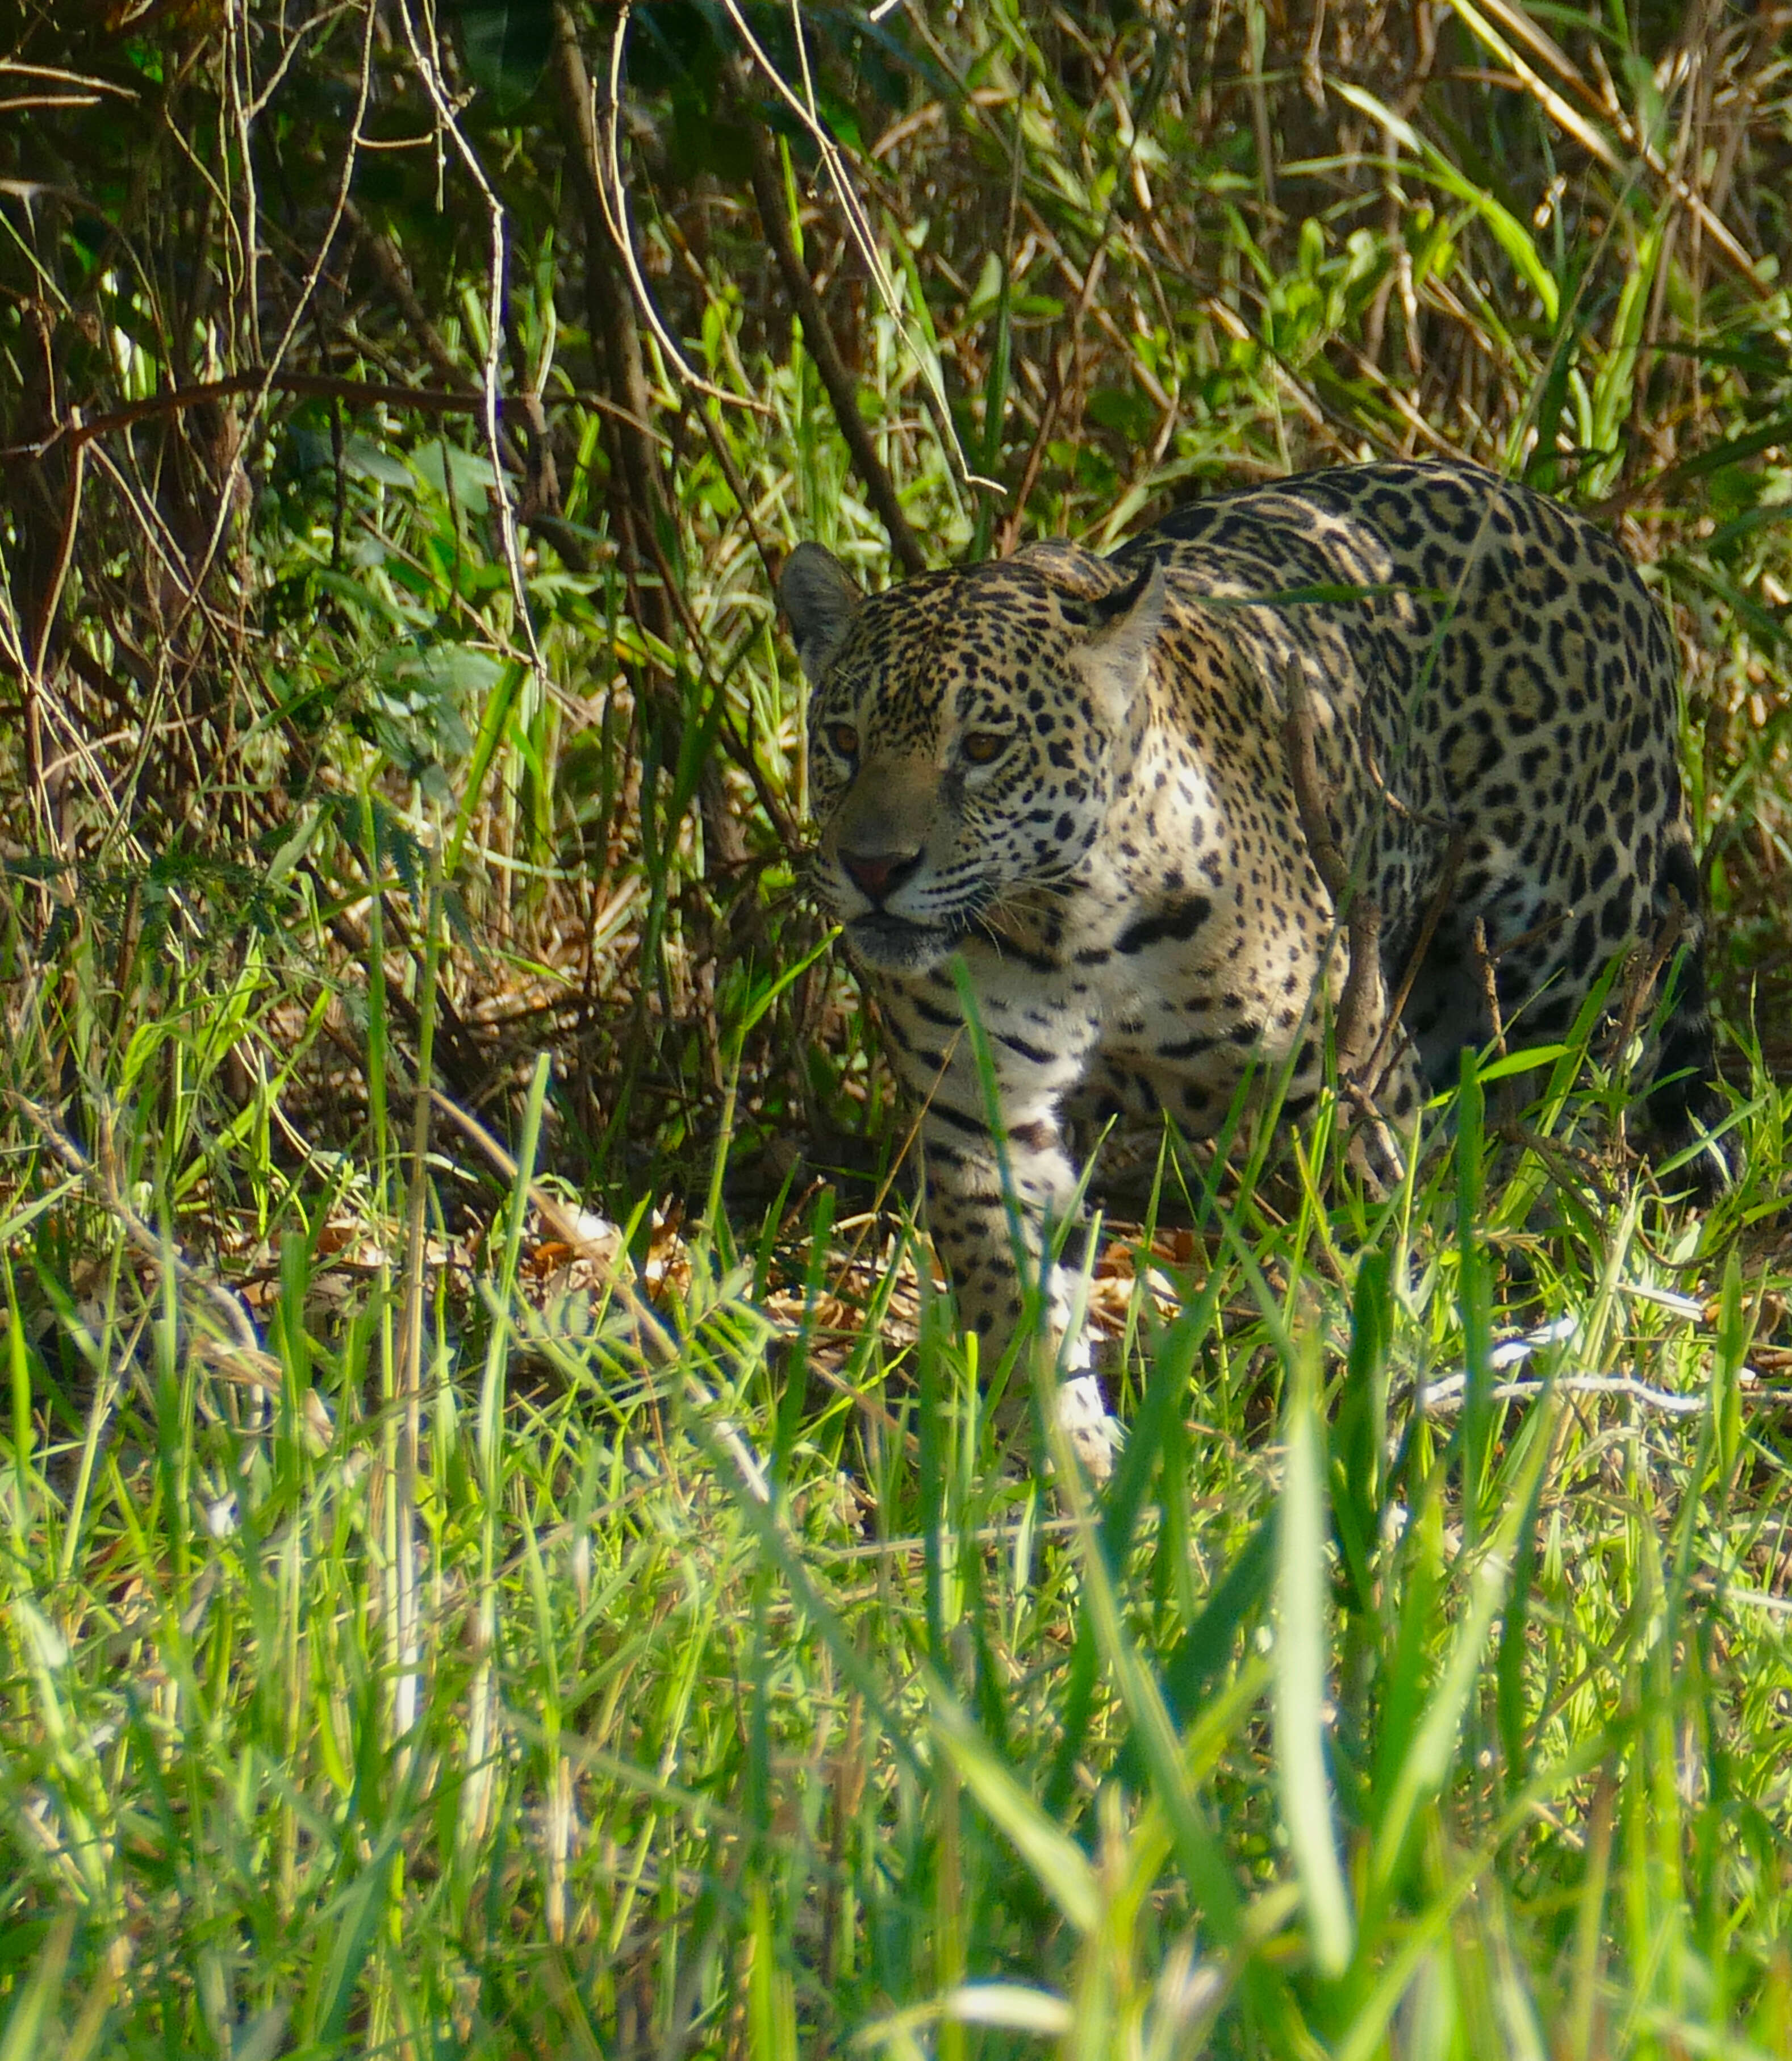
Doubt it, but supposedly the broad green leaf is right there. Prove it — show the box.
[926,1687,1100,1937]
[1275,1330,1355,1977]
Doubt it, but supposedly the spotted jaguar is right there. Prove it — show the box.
[780,461,1724,1476]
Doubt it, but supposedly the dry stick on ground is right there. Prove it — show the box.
[426,1086,776,1504]
[743,122,927,579]
[431,1077,917,1455]
[14,1093,273,1372]
[1421,1370,1706,1416]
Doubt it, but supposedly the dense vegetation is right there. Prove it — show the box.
[1,1,1790,2053]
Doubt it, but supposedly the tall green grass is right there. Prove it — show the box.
[5,965,1789,2053]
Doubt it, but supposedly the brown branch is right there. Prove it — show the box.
[992,357,1065,559]
[1607,892,1688,1086]
[1,370,670,464]
[1281,657,1381,1077]
[22,434,82,850]
[1469,915,1507,1059]
[13,1093,269,1366]
[550,0,674,650]
[342,199,475,397]
[694,399,781,602]
[1495,1117,1616,1203]
[743,123,926,578]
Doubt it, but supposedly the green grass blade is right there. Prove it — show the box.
[1275,1329,1355,1979]
[926,1685,1100,1937]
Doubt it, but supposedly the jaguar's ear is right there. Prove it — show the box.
[779,545,863,684]
[1076,558,1166,717]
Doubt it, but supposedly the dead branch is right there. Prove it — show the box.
[1609,891,1689,1071]
[0,370,670,464]
[12,1092,270,1369]
[1471,915,1506,1058]
[1421,1370,1705,1416]
[1281,656,1382,1079]
[742,122,927,578]
[428,1085,771,1502]
[1367,826,1467,1085]
[1494,1116,1618,1204]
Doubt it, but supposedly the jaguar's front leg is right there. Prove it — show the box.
[883,975,1118,1480]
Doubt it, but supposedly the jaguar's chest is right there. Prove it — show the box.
[947,847,1282,1031]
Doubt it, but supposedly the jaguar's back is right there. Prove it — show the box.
[1114,461,1703,1111]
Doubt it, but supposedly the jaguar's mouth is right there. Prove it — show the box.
[842,911,958,973]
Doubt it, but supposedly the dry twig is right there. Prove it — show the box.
[743,122,926,577]
[1281,656,1382,1080]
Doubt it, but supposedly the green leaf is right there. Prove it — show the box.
[1275,1330,1355,1979]
[411,437,500,504]
[341,434,416,488]
[453,0,554,116]
[1331,80,1561,323]
[927,1685,1100,1936]
[377,643,504,698]
[306,1841,397,2043]
[0,1915,73,2061]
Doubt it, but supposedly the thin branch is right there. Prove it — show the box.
[1421,1370,1706,1416]
[1,369,670,462]
[428,1087,772,1504]
[549,0,676,648]
[590,3,766,414]
[744,122,926,577]
[1470,915,1506,1059]
[396,0,551,703]
[1364,826,1467,1087]
[725,0,978,489]
[1280,656,1381,1077]
[13,1094,270,1369]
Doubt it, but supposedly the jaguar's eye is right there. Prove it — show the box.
[962,730,1009,765]
[824,722,860,760]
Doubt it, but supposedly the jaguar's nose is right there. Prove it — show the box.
[839,846,922,901]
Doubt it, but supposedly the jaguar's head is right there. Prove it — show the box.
[779,541,1165,975]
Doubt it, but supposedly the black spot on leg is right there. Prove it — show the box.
[996,1029,1057,1065]
[930,1102,994,1140]
[1156,1031,1220,1061]
[911,992,959,1030]
[1116,895,1212,954]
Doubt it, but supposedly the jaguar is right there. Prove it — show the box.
[780,460,1724,1477]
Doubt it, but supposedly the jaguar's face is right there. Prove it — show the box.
[781,544,1164,975]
